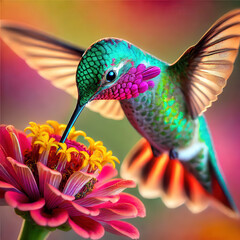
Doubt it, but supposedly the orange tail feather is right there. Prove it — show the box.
[120,138,238,216]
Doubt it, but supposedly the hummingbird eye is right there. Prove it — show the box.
[106,70,117,82]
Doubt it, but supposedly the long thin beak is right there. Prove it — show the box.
[60,103,85,143]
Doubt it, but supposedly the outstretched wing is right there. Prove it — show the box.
[87,100,125,120]
[0,20,84,97]
[170,9,240,119]
[0,21,125,120]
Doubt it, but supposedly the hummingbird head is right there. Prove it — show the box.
[60,38,161,143]
[76,38,135,105]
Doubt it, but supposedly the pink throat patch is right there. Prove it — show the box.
[95,64,160,100]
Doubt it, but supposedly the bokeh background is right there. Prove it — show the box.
[1,0,240,239]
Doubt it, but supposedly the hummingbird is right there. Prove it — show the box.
[1,9,239,216]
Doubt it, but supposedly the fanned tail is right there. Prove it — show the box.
[120,138,238,217]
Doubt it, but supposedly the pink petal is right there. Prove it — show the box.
[31,208,68,227]
[0,125,30,164]
[87,193,145,218]
[5,191,45,211]
[0,181,18,205]
[59,200,91,216]
[97,165,118,184]
[63,171,94,196]
[5,126,24,163]
[69,216,104,239]
[0,180,21,194]
[0,125,18,160]
[0,147,21,189]
[115,193,146,218]
[75,195,120,207]
[37,162,62,195]
[96,179,133,190]
[0,162,22,190]
[103,220,139,239]
[44,184,74,209]
[0,144,7,161]
[95,203,137,221]
[85,207,100,217]
[17,131,31,155]
[91,179,136,197]
[7,157,40,200]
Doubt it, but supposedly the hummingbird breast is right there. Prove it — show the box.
[120,71,196,152]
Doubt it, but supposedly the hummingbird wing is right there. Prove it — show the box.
[0,21,84,97]
[170,9,240,119]
[87,100,125,120]
[0,21,125,120]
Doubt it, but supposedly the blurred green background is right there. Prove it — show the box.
[1,1,240,239]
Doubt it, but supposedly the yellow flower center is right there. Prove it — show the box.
[24,120,119,173]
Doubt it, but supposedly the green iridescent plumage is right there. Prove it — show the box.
[121,66,195,150]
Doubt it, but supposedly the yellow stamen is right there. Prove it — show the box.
[110,156,120,163]
[68,130,87,141]
[24,122,52,143]
[24,122,40,139]
[57,142,67,152]
[85,136,95,150]
[33,135,58,165]
[46,120,66,135]
[34,137,58,154]
[57,144,79,162]
[24,121,120,172]
[80,151,90,162]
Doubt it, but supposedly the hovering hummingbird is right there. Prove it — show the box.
[1,9,240,216]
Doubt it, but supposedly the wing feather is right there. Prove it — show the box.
[87,100,125,120]
[1,21,125,120]
[170,9,240,118]
[0,20,83,93]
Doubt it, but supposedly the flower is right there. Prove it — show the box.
[0,121,145,239]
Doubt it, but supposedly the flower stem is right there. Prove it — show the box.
[18,220,50,240]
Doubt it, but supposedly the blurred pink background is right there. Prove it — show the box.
[1,1,240,239]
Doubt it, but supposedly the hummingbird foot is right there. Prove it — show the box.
[169,149,179,160]
[151,145,163,157]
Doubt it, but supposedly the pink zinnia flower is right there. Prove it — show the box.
[0,121,145,240]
